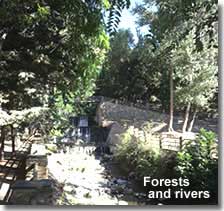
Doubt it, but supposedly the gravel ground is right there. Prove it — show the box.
[48,146,133,205]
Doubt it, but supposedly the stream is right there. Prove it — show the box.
[47,144,149,205]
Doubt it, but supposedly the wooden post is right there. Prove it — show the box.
[179,137,183,150]
[159,135,162,149]
[17,157,26,180]
[0,126,5,160]
[10,125,15,153]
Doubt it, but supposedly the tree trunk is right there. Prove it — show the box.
[168,67,174,131]
[0,126,6,160]
[188,109,198,132]
[182,102,191,133]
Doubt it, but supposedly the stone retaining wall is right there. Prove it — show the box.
[96,101,197,153]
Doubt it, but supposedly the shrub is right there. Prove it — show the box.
[176,128,218,200]
[114,126,161,178]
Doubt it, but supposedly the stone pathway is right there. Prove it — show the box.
[47,146,131,205]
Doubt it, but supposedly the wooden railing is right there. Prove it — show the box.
[0,132,37,204]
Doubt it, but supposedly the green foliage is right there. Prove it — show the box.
[48,93,98,137]
[97,29,161,104]
[37,4,50,19]
[103,0,218,115]
[107,0,131,35]
[176,129,218,197]
[0,106,48,127]
[134,0,217,50]
[0,0,127,139]
[114,127,161,178]
[115,127,218,203]
[97,29,135,100]
[99,0,218,115]
[171,30,218,110]
[0,0,111,113]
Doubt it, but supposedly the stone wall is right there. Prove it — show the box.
[96,101,167,153]
[96,101,168,128]
[95,101,197,153]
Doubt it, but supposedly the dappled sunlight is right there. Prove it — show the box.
[0,0,218,206]
[47,145,136,205]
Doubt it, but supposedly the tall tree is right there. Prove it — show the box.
[0,0,130,152]
[171,31,218,131]
[133,0,218,131]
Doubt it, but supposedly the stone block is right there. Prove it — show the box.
[9,180,53,205]
[26,144,48,179]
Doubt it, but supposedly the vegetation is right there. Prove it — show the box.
[114,125,161,177]
[0,0,218,205]
[0,0,130,142]
[114,127,218,203]
[176,128,218,201]
[97,0,218,131]
[0,0,218,136]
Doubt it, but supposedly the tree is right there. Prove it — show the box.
[97,29,135,100]
[133,0,218,131]
[0,0,130,157]
[171,31,218,132]
[97,28,164,105]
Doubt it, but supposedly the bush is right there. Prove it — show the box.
[176,128,218,200]
[114,127,218,204]
[114,127,161,178]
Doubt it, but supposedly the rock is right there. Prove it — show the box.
[64,193,77,204]
[47,143,132,206]
[63,185,74,193]
[9,189,36,204]
[101,154,113,161]
[116,194,124,199]
[46,144,58,153]
[84,197,118,205]
[105,122,125,153]
[83,192,92,198]
[118,200,129,205]
[135,193,140,198]
[32,193,52,205]
[116,178,128,185]
[75,187,91,199]
[111,184,125,194]
[10,180,53,205]
[11,180,52,190]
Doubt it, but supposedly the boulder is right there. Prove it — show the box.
[106,122,125,153]
[118,200,129,205]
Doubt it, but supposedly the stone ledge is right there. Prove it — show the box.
[11,179,52,190]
